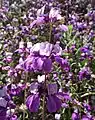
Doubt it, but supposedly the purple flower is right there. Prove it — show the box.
[72,112,80,120]
[0,86,7,97]
[88,30,95,39]
[83,102,91,111]
[6,109,17,120]
[49,8,62,21]
[0,97,8,108]
[59,24,68,32]
[42,58,52,73]
[0,86,16,119]
[55,56,70,72]
[24,56,52,73]
[70,44,76,53]
[82,115,93,120]
[57,92,71,101]
[61,103,69,108]
[32,57,44,71]
[26,94,40,112]
[26,82,41,112]
[80,46,93,60]
[46,95,61,112]
[30,82,39,94]
[31,42,53,56]
[7,68,17,77]
[80,46,90,53]
[72,109,80,120]
[0,107,6,120]
[26,83,70,113]
[53,41,62,56]
[47,84,71,112]
[30,42,62,56]
[78,67,91,80]
[48,83,57,95]
[30,17,45,28]
[7,84,25,96]
[76,22,84,30]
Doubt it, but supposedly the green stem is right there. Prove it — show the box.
[42,74,47,120]
[42,94,45,120]
[23,72,28,120]
[81,92,95,98]
[49,22,52,43]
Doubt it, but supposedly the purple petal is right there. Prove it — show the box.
[61,103,69,108]
[57,92,71,101]
[31,94,40,112]
[30,82,38,94]
[26,94,40,112]
[0,107,6,120]
[26,95,34,110]
[32,57,43,71]
[72,112,80,120]
[47,95,61,112]
[55,56,62,64]
[53,95,62,110]
[48,83,57,95]
[43,58,52,73]
[36,17,45,25]
[59,24,68,32]
[55,57,70,72]
[39,42,53,56]
[47,95,57,113]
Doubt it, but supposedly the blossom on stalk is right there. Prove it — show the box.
[78,67,91,80]
[49,8,63,21]
[0,86,16,120]
[72,109,80,120]
[18,42,62,73]
[26,83,71,113]
[30,16,45,28]
[7,83,26,96]
[80,46,93,60]
[26,93,40,112]
[59,24,68,32]
[30,6,63,28]
[55,56,70,72]
[83,102,91,112]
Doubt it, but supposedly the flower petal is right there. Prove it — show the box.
[30,94,40,112]
[43,58,52,73]
[47,95,61,112]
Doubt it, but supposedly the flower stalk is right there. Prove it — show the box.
[42,74,47,120]
[23,72,28,120]
[49,22,53,43]
[42,94,45,120]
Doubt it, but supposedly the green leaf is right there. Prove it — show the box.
[91,60,95,72]
[81,92,95,97]
[68,25,73,32]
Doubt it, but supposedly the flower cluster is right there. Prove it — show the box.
[0,0,95,120]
